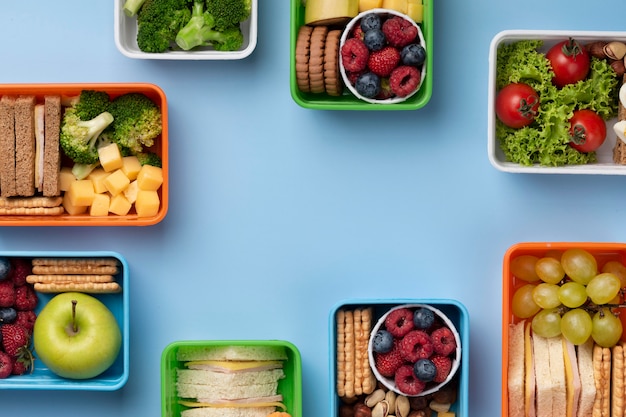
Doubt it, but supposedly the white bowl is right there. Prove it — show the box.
[368,303,461,397]
[339,8,426,104]
[488,30,626,175]
[113,0,258,60]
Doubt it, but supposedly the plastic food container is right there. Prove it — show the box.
[161,339,303,417]
[330,299,469,417]
[0,83,168,226]
[339,9,427,105]
[0,251,129,390]
[488,30,626,175]
[501,242,626,417]
[290,0,433,110]
[114,0,258,60]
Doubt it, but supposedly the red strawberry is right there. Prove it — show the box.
[374,341,404,377]
[0,280,15,308]
[400,330,434,362]
[384,307,414,338]
[1,324,30,356]
[394,364,426,395]
[14,285,37,311]
[11,356,28,375]
[341,38,369,72]
[368,46,401,77]
[431,326,457,356]
[389,65,421,97]
[0,351,13,378]
[15,310,37,335]
[9,258,31,286]
[431,354,452,383]
[382,16,418,48]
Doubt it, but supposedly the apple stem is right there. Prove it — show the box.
[71,299,78,333]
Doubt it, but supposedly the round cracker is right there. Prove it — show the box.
[324,30,343,97]
[295,25,313,93]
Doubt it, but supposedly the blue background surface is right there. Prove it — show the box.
[1,1,625,416]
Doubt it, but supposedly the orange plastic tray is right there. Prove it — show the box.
[501,242,626,417]
[0,83,168,226]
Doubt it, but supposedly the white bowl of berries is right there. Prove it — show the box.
[339,9,427,104]
[368,304,461,397]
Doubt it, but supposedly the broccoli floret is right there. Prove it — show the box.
[123,0,148,16]
[205,0,251,31]
[108,93,162,154]
[71,161,100,180]
[63,90,111,121]
[135,152,162,168]
[137,0,193,53]
[175,0,244,51]
[60,109,114,165]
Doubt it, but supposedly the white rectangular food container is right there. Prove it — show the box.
[114,0,258,60]
[488,30,626,175]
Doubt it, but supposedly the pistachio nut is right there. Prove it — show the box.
[385,390,397,414]
[603,41,626,60]
[395,395,410,417]
[429,400,451,413]
[365,389,386,408]
[372,400,389,417]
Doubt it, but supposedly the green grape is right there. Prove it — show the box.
[592,308,623,348]
[561,248,598,285]
[511,255,541,282]
[558,281,588,308]
[512,284,541,319]
[586,273,622,305]
[535,257,566,284]
[531,308,562,338]
[532,283,562,309]
[561,308,593,345]
[602,261,626,287]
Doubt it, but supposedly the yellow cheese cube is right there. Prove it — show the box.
[88,168,109,194]
[359,0,383,11]
[137,165,163,191]
[59,166,76,192]
[121,156,142,181]
[109,194,132,216]
[90,193,110,217]
[103,169,130,196]
[123,180,139,204]
[135,190,160,218]
[98,142,123,172]
[62,192,88,215]
[67,180,95,207]
[382,0,407,13]
[407,0,423,23]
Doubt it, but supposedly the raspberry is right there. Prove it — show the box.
[431,326,457,356]
[341,38,369,72]
[9,258,31,287]
[374,341,404,377]
[431,354,452,383]
[389,65,421,97]
[382,16,418,48]
[0,351,12,379]
[11,356,28,375]
[394,364,426,395]
[351,25,365,40]
[384,308,415,338]
[0,280,15,308]
[15,310,37,335]
[400,330,434,362]
[368,46,401,77]
[14,285,37,311]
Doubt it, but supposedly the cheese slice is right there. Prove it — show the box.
[562,338,581,417]
[304,0,358,25]
[525,323,536,417]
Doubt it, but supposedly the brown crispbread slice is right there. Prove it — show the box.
[33,281,121,293]
[14,95,36,197]
[27,274,115,284]
[42,95,61,197]
[0,95,17,197]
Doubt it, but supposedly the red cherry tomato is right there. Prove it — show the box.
[568,109,606,153]
[495,83,540,128]
[546,38,590,88]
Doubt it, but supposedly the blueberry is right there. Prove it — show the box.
[401,44,426,67]
[355,72,381,98]
[372,329,394,353]
[363,29,386,51]
[413,307,435,329]
[414,358,437,382]
[360,13,381,32]
[0,307,17,324]
[0,257,10,281]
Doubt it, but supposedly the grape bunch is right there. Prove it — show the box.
[510,248,626,348]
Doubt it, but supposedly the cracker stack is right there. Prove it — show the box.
[26,257,122,293]
[336,307,376,400]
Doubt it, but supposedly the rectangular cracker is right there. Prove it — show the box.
[343,310,355,399]
[0,206,64,215]
[31,257,120,267]
[593,345,611,417]
[613,342,626,417]
[32,265,119,275]
[353,308,363,396]
[33,281,121,293]
[359,307,376,395]
[27,274,115,284]
[336,310,346,398]
[0,196,62,208]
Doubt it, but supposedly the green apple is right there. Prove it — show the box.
[33,292,122,379]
